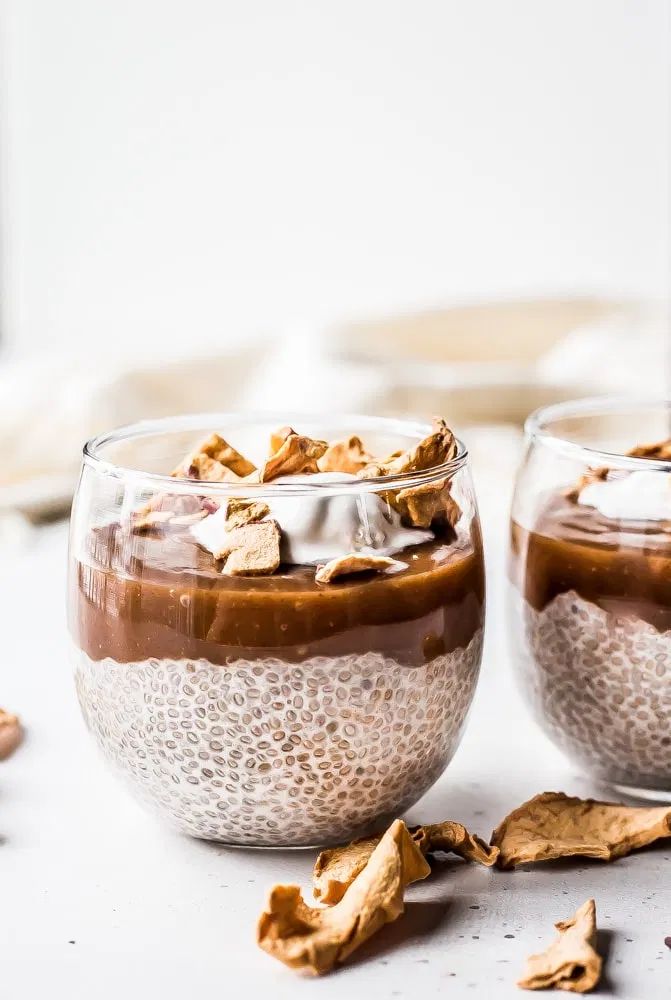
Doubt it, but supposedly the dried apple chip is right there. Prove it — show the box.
[318,436,373,475]
[131,491,206,531]
[360,417,457,478]
[628,437,671,460]
[200,496,220,514]
[168,510,209,526]
[173,432,256,481]
[225,498,270,529]
[412,821,499,867]
[257,819,430,974]
[262,430,328,481]
[312,835,382,904]
[189,432,256,477]
[315,553,404,584]
[216,519,281,576]
[518,898,602,993]
[131,508,207,532]
[269,425,295,454]
[567,435,671,502]
[565,467,609,503]
[395,479,461,529]
[0,709,22,760]
[358,418,460,529]
[491,791,671,869]
[131,509,175,532]
[313,820,498,904]
[184,452,244,483]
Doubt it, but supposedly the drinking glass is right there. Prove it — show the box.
[509,397,671,800]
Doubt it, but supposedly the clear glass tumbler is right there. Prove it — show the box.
[68,413,486,845]
[508,397,671,801]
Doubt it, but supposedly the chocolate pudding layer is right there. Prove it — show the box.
[72,520,484,665]
[512,493,671,630]
[509,492,671,792]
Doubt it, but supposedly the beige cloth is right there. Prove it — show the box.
[0,298,666,519]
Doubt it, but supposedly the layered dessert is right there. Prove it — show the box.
[70,418,485,845]
[510,437,671,794]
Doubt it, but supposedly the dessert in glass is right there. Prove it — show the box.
[509,397,671,800]
[68,414,485,845]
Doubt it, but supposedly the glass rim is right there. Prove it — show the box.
[82,411,469,497]
[525,395,671,471]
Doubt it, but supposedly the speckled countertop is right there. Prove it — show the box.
[2,499,669,999]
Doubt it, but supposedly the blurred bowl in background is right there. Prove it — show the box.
[329,297,668,426]
[333,298,617,365]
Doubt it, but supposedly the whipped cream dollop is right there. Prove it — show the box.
[578,470,671,521]
[191,472,433,565]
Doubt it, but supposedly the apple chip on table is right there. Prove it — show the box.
[257,792,671,981]
[313,820,498,905]
[0,708,22,760]
[492,792,671,869]
[518,898,602,994]
[257,820,429,975]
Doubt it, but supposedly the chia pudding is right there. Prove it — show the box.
[69,416,485,845]
[509,465,671,796]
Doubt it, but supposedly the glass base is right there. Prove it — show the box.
[191,837,324,851]
[74,631,483,847]
[610,782,671,805]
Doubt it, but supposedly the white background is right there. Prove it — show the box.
[1,0,669,356]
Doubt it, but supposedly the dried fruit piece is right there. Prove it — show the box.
[358,418,460,529]
[518,898,602,993]
[0,709,22,760]
[200,496,220,514]
[318,436,373,475]
[315,553,403,584]
[491,791,671,869]
[216,519,281,576]
[628,437,671,460]
[168,510,208,526]
[185,452,244,483]
[395,479,461,529]
[565,467,609,503]
[131,492,205,530]
[131,509,175,532]
[269,425,295,454]
[567,436,671,502]
[312,835,382,904]
[225,498,270,529]
[412,821,499,867]
[262,431,328,481]
[257,819,430,974]
[360,417,457,478]
[313,820,498,904]
[131,495,208,531]
[173,432,256,481]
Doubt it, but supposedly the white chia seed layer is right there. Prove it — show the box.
[509,587,671,791]
[74,631,483,846]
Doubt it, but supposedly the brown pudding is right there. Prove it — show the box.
[512,492,671,630]
[72,519,484,666]
[510,488,671,793]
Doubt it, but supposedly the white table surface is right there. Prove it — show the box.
[2,502,669,1000]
